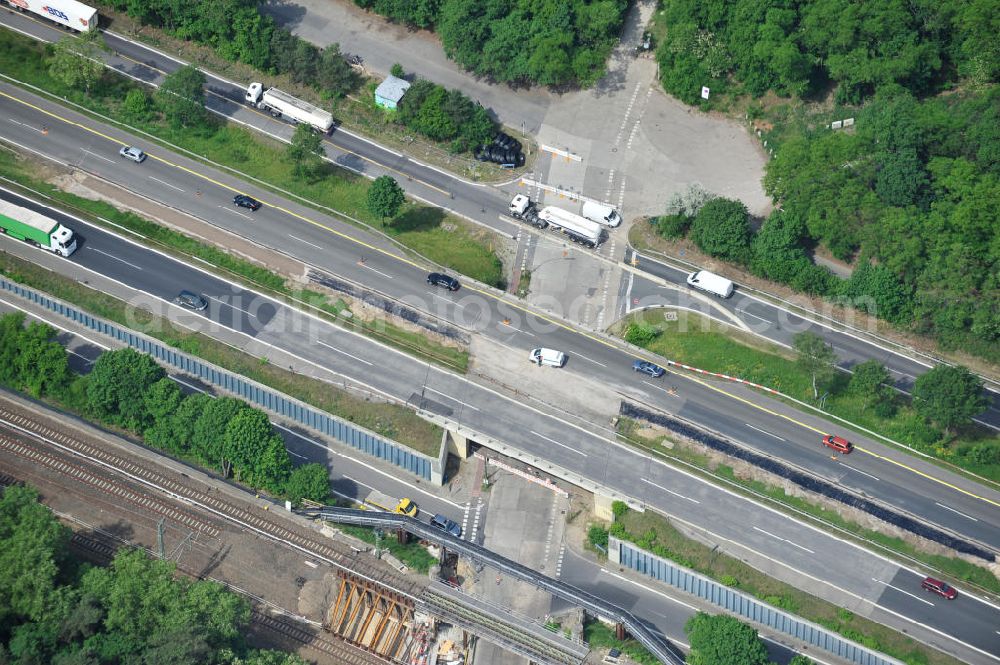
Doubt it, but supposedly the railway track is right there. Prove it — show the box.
[0,434,222,537]
[62,526,389,665]
[0,400,426,600]
[0,397,587,664]
[0,400,405,665]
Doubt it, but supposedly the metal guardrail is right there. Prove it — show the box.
[300,507,685,665]
[610,537,903,665]
[422,583,586,665]
[0,276,439,482]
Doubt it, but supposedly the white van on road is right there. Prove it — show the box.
[581,200,622,227]
[529,348,567,367]
[686,270,735,298]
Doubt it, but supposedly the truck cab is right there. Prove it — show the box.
[509,194,531,218]
[51,225,77,257]
[245,82,263,106]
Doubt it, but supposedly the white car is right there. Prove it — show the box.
[119,146,146,163]
[529,348,567,367]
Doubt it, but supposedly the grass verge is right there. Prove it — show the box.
[97,6,534,185]
[0,251,444,455]
[0,27,505,289]
[338,524,437,574]
[583,619,659,665]
[0,149,469,373]
[615,309,1000,482]
[593,507,959,665]
[614,415,1000,595]
[516,269,531,299]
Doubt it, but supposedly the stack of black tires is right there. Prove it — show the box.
[475,133,525,167]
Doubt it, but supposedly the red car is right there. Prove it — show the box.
[821,434,853,454]
[921,576,957,599]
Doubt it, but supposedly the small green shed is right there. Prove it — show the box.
[374,75,411,110]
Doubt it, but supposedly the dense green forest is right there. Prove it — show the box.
[656,0,999,105]
[102,0,360,97]
[0,313,331,504]
[0,484,308,665]
[654,0,1000,362]
[99,0,500,154]
[354,0,630,86]
[394,76,497,152]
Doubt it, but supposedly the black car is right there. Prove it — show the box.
[173,290,208,311]
[633,359,666,378]
[233,194,261,211]
[427,272,460,291]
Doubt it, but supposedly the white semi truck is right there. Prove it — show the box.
[537,206,603,247]
[0,199,77,257]
[245,83,334,134]
[5,0,97,32]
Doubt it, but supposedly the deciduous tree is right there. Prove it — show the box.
[156,65,207,128]
[47,30,106,95]
[849,360,891,411]
[690,198,753,264]
[86,349,165,430]
[0,486,69,624]
[286,123,325,180]
[122,89,152,124]
[284,463,331,505]
[793,332,837,399]
[13,321,71,398]
[223,407,275,483]
[192,397,247,476]
[366,175,406,222]
[913,365,987,435]
[684,612,769,665]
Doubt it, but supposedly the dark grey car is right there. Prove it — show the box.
[427,272,460,291]
[633,359,666,378]
[233,194,262,211]
[174,290,208,311]
[430,513,462,538]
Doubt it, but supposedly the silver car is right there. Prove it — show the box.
[119,145,146,163]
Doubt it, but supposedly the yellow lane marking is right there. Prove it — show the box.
[462,279,1000,510]
[5,86,998,514]
[108,42,451,196]
[0,87,422,270]
[856,448,1000,509]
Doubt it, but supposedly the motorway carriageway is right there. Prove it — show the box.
[0,300,823,665]
[6,8,994,436]
[0,21,997,660]
[1,80,999,556]
[1,186,999,661]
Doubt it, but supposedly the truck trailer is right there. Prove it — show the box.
[537,206,603,247]
[0,199,78,257]
[5,0,97,32]
[245,83,334,134]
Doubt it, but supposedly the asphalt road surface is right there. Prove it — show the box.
[1,15,1000,662]
[0,83,998,557]
[626,248,1000,430]
[2,186,999,662]
[3,7,996,436]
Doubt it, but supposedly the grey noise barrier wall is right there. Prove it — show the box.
[0,277,441,483]
[610,537,903,665]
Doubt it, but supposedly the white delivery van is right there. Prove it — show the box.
[686,270,734,298]
[529,348,567,367]
[581,200,621,228]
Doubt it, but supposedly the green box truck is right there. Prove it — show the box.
[0,199,77,257]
